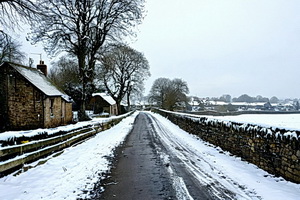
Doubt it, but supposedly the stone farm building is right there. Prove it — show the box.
[89,93,118,116]
[0,62,73,131]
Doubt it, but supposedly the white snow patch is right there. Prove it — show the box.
[159,152,193,200]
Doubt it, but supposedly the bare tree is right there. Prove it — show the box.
[48,56,90,111]
[0,0,38,63]
[149,77,171,109]
[48,56,80,90]
[29,0,145,120]
[98,44,150,114]
[149,78,189,111]
[0,34,26,63]
[0,0,39,30]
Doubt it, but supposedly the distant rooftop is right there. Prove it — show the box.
[92,93,116,105]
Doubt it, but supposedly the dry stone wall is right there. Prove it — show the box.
[154,109,300,183]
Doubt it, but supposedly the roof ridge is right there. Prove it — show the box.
[3,62,72,102]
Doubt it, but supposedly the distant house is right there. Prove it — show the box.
[263,102,273,110]
[89,93,118,116]
[0,62,73,131]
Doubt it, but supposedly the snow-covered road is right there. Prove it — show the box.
[148,113,256,199]
[0,111,299,199]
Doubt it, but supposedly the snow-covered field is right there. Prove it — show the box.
[0,111,299,199]
[210,114,300,131]
[179,111,300,131]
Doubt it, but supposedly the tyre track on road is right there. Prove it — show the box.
[146,112,260,200]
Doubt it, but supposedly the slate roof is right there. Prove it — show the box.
[92,93,116,105]
[3,62,72,102]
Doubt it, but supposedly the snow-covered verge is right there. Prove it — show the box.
[0,112,138,200]
[149,111,300,200]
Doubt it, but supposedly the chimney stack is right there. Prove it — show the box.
[37,60,47,76]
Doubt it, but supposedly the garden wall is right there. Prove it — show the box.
[154,109,300,183]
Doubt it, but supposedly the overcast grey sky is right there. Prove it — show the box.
[18,0,300,99]
[130,0,300,99]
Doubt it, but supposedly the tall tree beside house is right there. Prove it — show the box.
[149,78,189,111]
[0,34,26,63]
[28,0,145,121]
[98,44,150,113]
[48,56,79,90]
[48,56,94,111]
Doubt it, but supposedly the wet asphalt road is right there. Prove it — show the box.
[99,112,176,200]
[98,112,247,200]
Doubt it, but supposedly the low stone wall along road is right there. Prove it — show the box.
[99,112,260,200]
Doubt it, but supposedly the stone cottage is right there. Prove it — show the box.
[89,93,118,116]
[0,62,73,131]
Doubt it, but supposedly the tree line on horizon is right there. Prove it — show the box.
[204,94,281,103]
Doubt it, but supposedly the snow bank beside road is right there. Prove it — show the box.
[0,112,138,200]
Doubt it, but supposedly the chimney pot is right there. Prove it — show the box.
[37,61,47,76]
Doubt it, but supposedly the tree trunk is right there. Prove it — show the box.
[127,92,131,111]
[116,101,122,115]
[77,52,90,121]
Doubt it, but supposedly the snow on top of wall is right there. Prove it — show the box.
[92,93,116,105]
[11,63,70,100]
[159,109,300,141]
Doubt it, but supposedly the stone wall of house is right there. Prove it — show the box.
[7,69,44,130]
[154,109,300,183]
[44,97,62,128]
[112,104,118,116]
[0,66,9,131]
[89,96,109,114]
[44,98,73,128]
[0,63,73,131]
[65,102,73,124]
